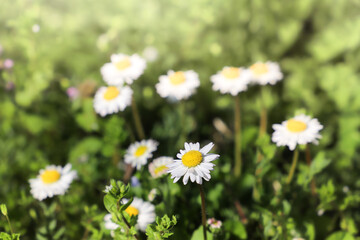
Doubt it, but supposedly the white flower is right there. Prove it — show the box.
[104,185,112,193]
[210,66,251,96]
[207,218,222,229]
[148,157,173,178]
[93,85,133,117]
[29,164,77,201]
[124,140,158,170]
[156,70,200,101]
[249,61,283,85]
[100,53,146,85]
[122,197,156,232]
[32,24,40,33]
[148,188,158,202]
[272,114,323,151]
[168,142,219,185]
[142,46,158,62]
[104,214,119,231]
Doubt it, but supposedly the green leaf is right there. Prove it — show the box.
[103,194,118,213]
[326,231,355,240]
[191,226,213,240]
[223,220,247,239]
[1,204,8,216]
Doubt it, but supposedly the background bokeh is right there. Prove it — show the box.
[1,0,360,239]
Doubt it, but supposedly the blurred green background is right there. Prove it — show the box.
[1,0,360,239]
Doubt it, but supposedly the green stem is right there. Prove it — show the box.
[5,215,14,236]
[199,184,207,240]
[234,95,242,178]
[131,97,145,140]
[286,148,299,184]
[178,101,186,148]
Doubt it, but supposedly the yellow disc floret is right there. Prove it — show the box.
[182,150,203,167]
[115,58,131,70]
[222,67,240,79]
[41,170,61,184]
[250,63,268,75]
[154,165,168,175]
[104,86,120,101]
[134,146,147,157]
[286,119,307,133]
[125,206,139,217]
[169,71,186,85]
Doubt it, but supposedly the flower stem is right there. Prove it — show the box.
[178,101,186,148]
[234,95,242,178]
[5,215,14,236]
[306,144,317,196]
[199,184,207,240]
[131,97,145,140]
[123,164,134,184]
[286,148,299,184]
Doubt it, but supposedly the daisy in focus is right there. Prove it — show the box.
[249,61,283,85]
[148,156,173,178]
[100,53,146,85]
[124,139,159,170]
[29,164,77,201]
[272,114,323,151]
[122,197,156,232]
[156,70,200,101]
[93,85,133,117]
[210,66,252,96]
[168,142,219,185]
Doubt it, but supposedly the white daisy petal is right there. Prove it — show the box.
[271,114,323,151]
[210,67,251,95]
[124,139,159,171]
[249,61,283,85]
[29,164,77,201]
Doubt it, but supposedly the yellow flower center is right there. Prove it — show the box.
[182,150,203,168]
[134,146,147,157]
[41,170,61,184]
[169,71,186,85]
[221,67,240,79]
[103,86,120,101]
[154,165,168,175]
[125,206,139,217]
[286,119,307,133]
[250,63,268,75]
[114,58,131,70]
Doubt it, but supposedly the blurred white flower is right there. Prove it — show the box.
[207,218,222,229]
[210,66,251,96]
[249,61,283,85]
[168,142,219,185]
[93,85,133,117]
[148,188,158,202]
[32,24,40,33]
[156,70,200,101]
[29,164,77,201]
[101,53,146,85]
[124,139,158,170]
[3,59,14,69]
[148,156,173,178]
[272,114,323,151]
[142,46,158,62]
[122,197,155,232]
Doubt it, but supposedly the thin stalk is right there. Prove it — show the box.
[199,184,207,240]
[286,148,299,184]
[131,97,145,140]
[234,95,242,178]
[123,164,134,184]
[5,215,14,236]
[306,144,317,196]
[178,101,186,148]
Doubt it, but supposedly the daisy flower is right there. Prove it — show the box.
[100,53,146,85]
[156,70,200,101]
[93,85,133,117]
[168,142,219,185]
[272,114,323,151]
[148,157,173,178]
[124,139,158,170]
[122,197,156,232]
[249,61,283,85]
[210,66,252,96]
[29,164,77,201]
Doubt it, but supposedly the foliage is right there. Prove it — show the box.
[0,0,360,239]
